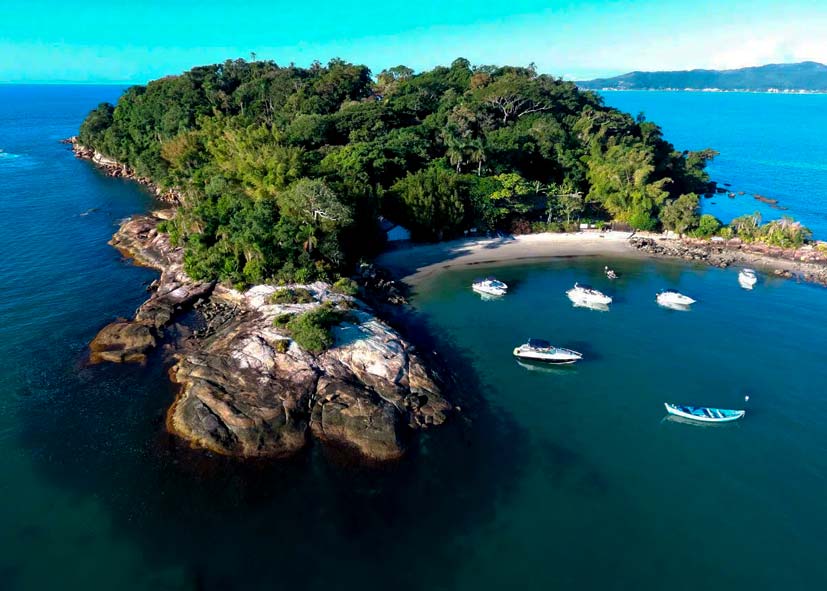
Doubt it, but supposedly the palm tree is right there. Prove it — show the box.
[444,136,466,173]
[467,139,486,176]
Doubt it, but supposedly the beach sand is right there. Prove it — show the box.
[377,231,640,284]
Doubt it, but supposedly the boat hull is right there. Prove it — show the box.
[472,285,506,297]
[664,403,745,423]
[566,291,612,306]
[513,349,581,364]
[655,293,695,307]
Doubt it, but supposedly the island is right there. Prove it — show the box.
[74,57,827,461]
[577,61,827,92]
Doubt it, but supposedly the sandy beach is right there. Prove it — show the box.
[376,231,640,284]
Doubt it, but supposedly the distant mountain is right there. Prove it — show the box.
[577,61,827,92]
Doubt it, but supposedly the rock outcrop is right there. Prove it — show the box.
[88,214,215,363]
[67,137,181,203]
[630,236,827,285]
[91,213,451,461]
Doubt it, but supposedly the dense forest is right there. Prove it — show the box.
[79,58,720,286]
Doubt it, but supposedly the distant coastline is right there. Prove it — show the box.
[595,88,827,94]
[578,61,827,94]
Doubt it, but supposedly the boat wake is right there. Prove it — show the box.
[0,149,21,161]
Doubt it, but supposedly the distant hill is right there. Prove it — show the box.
[578,61,827,92]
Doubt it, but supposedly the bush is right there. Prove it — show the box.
[692,214,722,238]
[718,226,734,240]
[274,339,290,353]
[509,218,532,235]
[269,288,315,305]
[286,304,346,353]
[331,277,359,296]
[273,313,293,327]
[629,210,657,231]
[755,217,812,248]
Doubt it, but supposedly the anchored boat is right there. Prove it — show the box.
[656,289,696,307]
[664,403,745,423]
[566,283,612,306]
[738,268,758,289]
[513,339,582,365]
[472,277,508,297]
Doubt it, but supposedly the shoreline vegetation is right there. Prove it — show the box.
[74,57,721,289]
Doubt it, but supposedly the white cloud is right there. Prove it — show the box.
[707,21,827,70]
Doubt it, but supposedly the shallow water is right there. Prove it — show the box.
[1,85,826,590]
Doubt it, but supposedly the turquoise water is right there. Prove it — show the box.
[1,85,826,589]
[600,91,827,237]
[411,258,827,589]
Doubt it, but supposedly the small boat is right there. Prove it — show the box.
[513,339,582,365]
[566,283,612,306]
[656,289,696,307]
[738,268,757,289]
[472,277,508,297]
[605,266,618,280]
[664,403,745,423]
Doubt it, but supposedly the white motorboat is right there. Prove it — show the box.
[656,289,696,307]
[604,266,618,280]
[472,277,508,297]
[664,403,745,423]
[566,283,612,306]
[513,339,582,365]
[738,268,757,289]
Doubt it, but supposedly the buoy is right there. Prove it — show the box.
[744,395,750,402]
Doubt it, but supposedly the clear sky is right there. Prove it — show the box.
[1,0,826,83]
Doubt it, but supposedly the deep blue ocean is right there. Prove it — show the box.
[1,86,826,590]
[601,91,827,237]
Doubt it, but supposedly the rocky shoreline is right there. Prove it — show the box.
[90,212,450,461]
[630,236,827,285]
[66,137,182,204]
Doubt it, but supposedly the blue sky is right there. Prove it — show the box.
[1,0,826,83]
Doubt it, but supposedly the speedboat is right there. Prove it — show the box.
[605,266,618,280]
[566,283,612,306]
[738,268,757,289]
[656,289,696,307]
[664,403,745,423]
[472,277,507,297]
[513,339,582,365]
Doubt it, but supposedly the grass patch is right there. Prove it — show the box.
[331,277,359,296]
[269,287,315,305]
[286,303,346,354]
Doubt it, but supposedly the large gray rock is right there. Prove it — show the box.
[91,214,451,461]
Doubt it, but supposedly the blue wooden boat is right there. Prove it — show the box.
[664,403,745,423]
